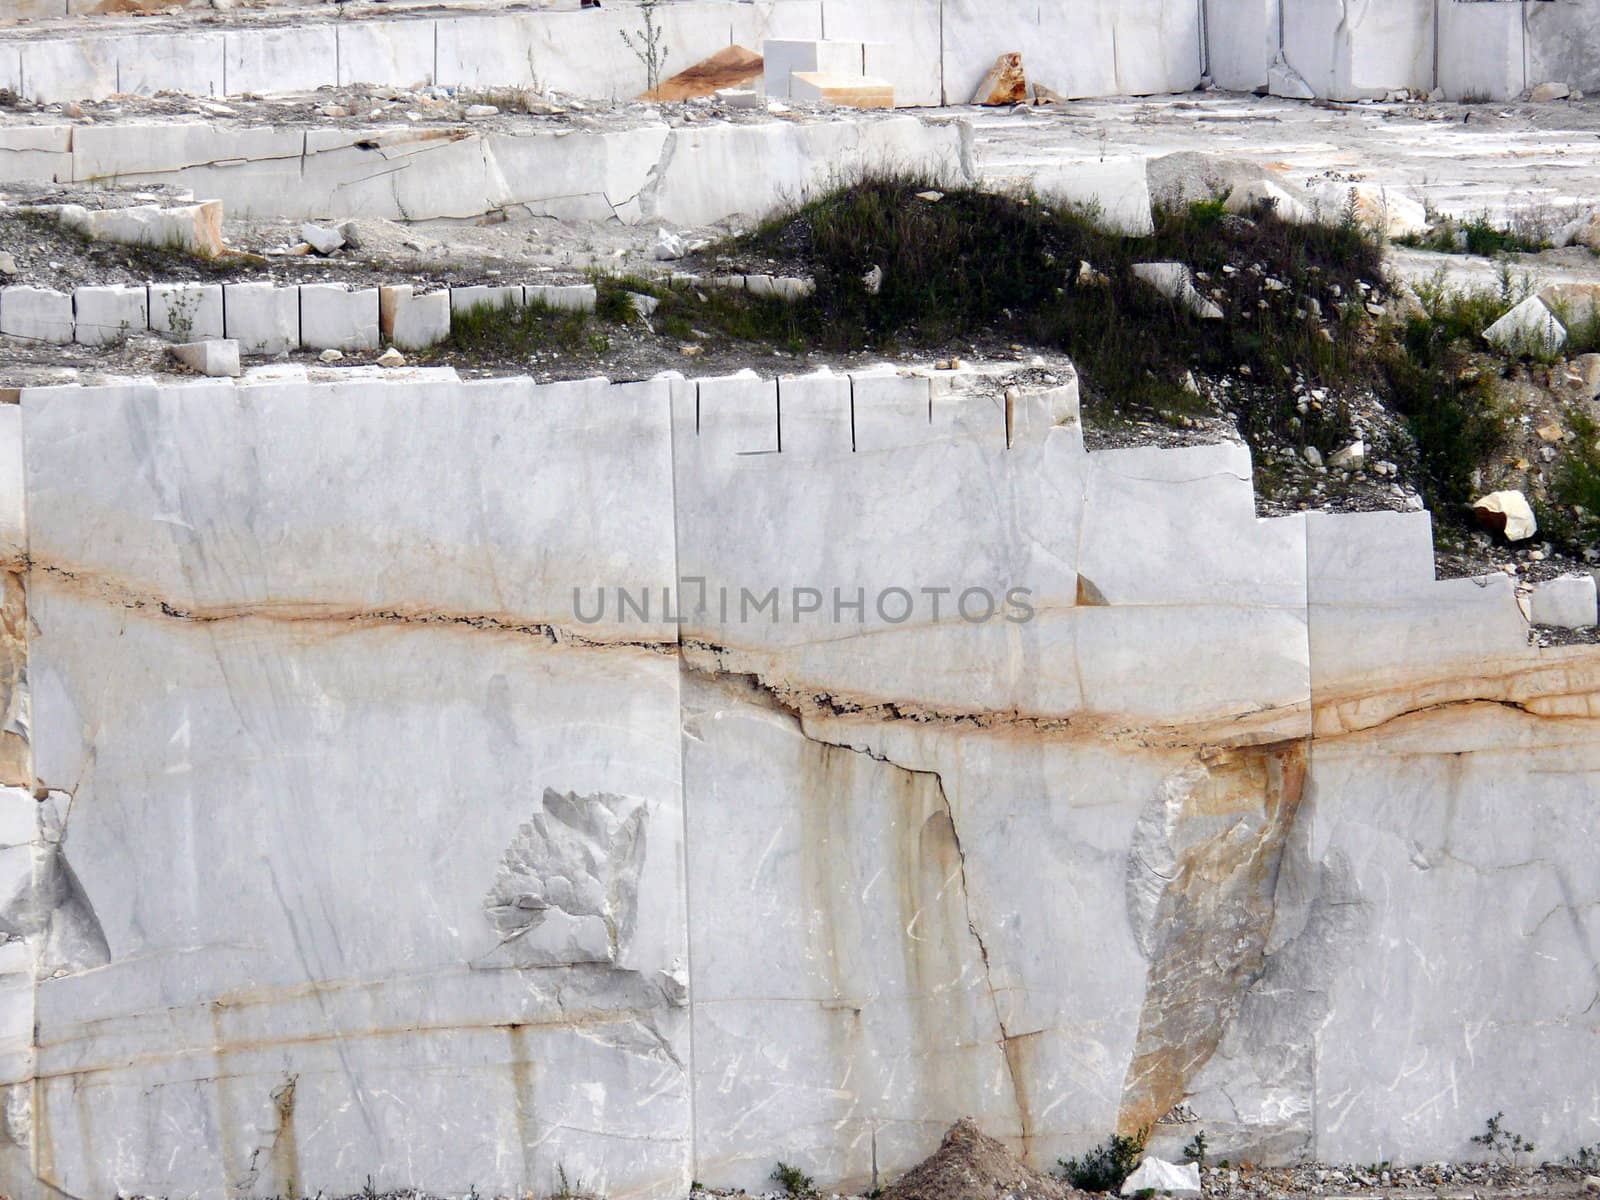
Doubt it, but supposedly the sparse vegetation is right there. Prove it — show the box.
[1181,1130,1208,1169]
[444,296,596,357]
[770,1161,815,1196]
[1397,212,1549,257]
[1470,1112,1535,1167]
[1057,1127,1149,1193]
[552,1163,600,1200]
[1542,405,1600,553]
[622,0,671,95]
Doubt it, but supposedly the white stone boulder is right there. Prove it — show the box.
[1483,296,1567,355]
[1312,181,1428,240]
[168,339,242,378]
[299,284,380,352]
[1328,440,1365,470]
[61,200,226,258]
[222,282,300,355]
[73,284,148,347]
[0,285,73,343]
[149,282,224,341]
[1529,81,1571,102]
[1268,53,1316,99]
[379,285,451,350]
[1132,262,1224,320]
[1121,1158,1202,1198]
[1225,179,1314,224]
[300,223,346,255]
[1471,490,1538,541]
[1529,574,1598,628]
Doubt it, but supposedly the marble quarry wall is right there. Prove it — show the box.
[0,365,1594,1200]
[3,0,1593,107]
[0,116,973,226]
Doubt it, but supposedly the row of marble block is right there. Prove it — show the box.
[0,281,597,355]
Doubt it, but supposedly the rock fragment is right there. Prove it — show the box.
[1132,262,1223,320]
[972,53,1027,106]
[168,339,241,378]
[1471,490,1537,541]
[300,223,345,255]
[1121,1158,1202,1198]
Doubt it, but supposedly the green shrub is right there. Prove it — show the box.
[770,1161,814,1197]
[1058,1127,1149,1193]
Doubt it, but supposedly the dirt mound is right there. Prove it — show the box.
[883,1119,1081,1200]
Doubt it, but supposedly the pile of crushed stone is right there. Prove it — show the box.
[882,1119,1087,1200]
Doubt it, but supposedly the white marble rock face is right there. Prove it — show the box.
[15,376,689,1200]
[0,368,1595,1200]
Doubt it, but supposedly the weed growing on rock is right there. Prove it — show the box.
[1181,1131,1207,1169]
[621,0,670,95]
[1471,1112,1535,1167]
[770,1161,815,1196]
[552,1163,600,1200]
[1057,1127,1148,1193]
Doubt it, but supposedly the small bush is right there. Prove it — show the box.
[1544,406,1600,554]
[1058,1127,1149,1193]
[1182,1131,1208,1169]
[770,1161,814,1197]
[1470,1112,1535,1166]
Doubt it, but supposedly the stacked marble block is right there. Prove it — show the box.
[762,39,895,108]
[0,281,598,355]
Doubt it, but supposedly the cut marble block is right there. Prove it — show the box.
[761,38,864,98]
[789,71,893,108]
[72,284,148,347]
[0,286,73,344]
[222,282,299,355]
[822,0,941,106]
[524,283,598,313]
[1529,574,1598,629]
[149,282,224,341]
[299,284,380,352]
[380,285,452,350]
[450,285,524,316]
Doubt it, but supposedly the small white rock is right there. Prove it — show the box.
[300,222,345,255]
[376,346,407,369]
[168,339,241,378]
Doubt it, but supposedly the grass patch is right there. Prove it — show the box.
[444,296,600,356]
